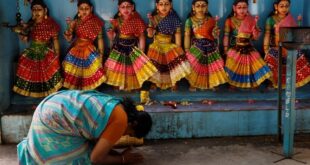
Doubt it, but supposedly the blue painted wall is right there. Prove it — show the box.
[0,0,308,112]
[305,0,310,25]
[0,0,19,112]
[146,109,310,139]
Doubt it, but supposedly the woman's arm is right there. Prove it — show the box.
[64,19,76,42]
[223,19,231,55]
[184,30,191,52]
[263,21,271,55]
[97,30,104,58]
[252,26,261,40]
[175,28,182,47]
[53,36,60,56]
[184,19,191,52]
[91,138,126,164]
[146,13,155,38]
[138,32,146,52]
[107,19,117,49]
[252,16,261,40]
[91,138,119,164]
[90,105,144,164]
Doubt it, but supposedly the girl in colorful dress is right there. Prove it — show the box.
[147,0,191,90]
[184,0,228,90]
[63,0,106,90]
[104,0,157,91]
[13,0,63,97]
[223,0,271,88]
[264,0,310,88]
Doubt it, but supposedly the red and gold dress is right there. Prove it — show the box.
[13,17,63,97]
[264,14,310,88]
[63,14,106,90]
[185,16,228,89]
[104,12,157,91]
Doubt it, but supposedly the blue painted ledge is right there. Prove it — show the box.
[9,84,310,106]
[145,100,310,139]
[3,84,310,139]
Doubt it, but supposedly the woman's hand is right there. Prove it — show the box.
[63,30,73,41]
[251,16,260,40]
[110,18,118,28]
[107,29,116,41]
[66,17,76,28]
[64,17,75,42]
[147,13,155,38]
[212,26,220,38]
[147,27,154,38]
[147,13,154,23]
[19,35,28,42]
[252,27,261,40]
[297,14,302,22]
[122,147,144,164]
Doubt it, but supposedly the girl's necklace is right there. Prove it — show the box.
[192,16,206,28]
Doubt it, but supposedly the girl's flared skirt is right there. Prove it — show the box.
[185,38,228,89]
[265,47,310,88]
[62,40,106,90]
[225,45,272,88]
[104,38,157,91]
[13,42,63,97]
[147,35,191,89]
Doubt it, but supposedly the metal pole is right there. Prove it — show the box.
[277,44,283,142]
[283,49,297,158]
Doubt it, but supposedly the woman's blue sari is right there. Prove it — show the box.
[17,90,121,164]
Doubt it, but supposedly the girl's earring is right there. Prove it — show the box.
[118,12,122,17]
[78,13,81,18]
[275,10,278,14]
[44,15,48,19]
[157,9,159,13]
[234,12,236,17]
[193,10,196,15]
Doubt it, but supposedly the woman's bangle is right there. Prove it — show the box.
[121,155,125,164]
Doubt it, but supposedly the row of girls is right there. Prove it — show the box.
[13,0,310,98]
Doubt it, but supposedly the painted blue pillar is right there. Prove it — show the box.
[283,49,297,158]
